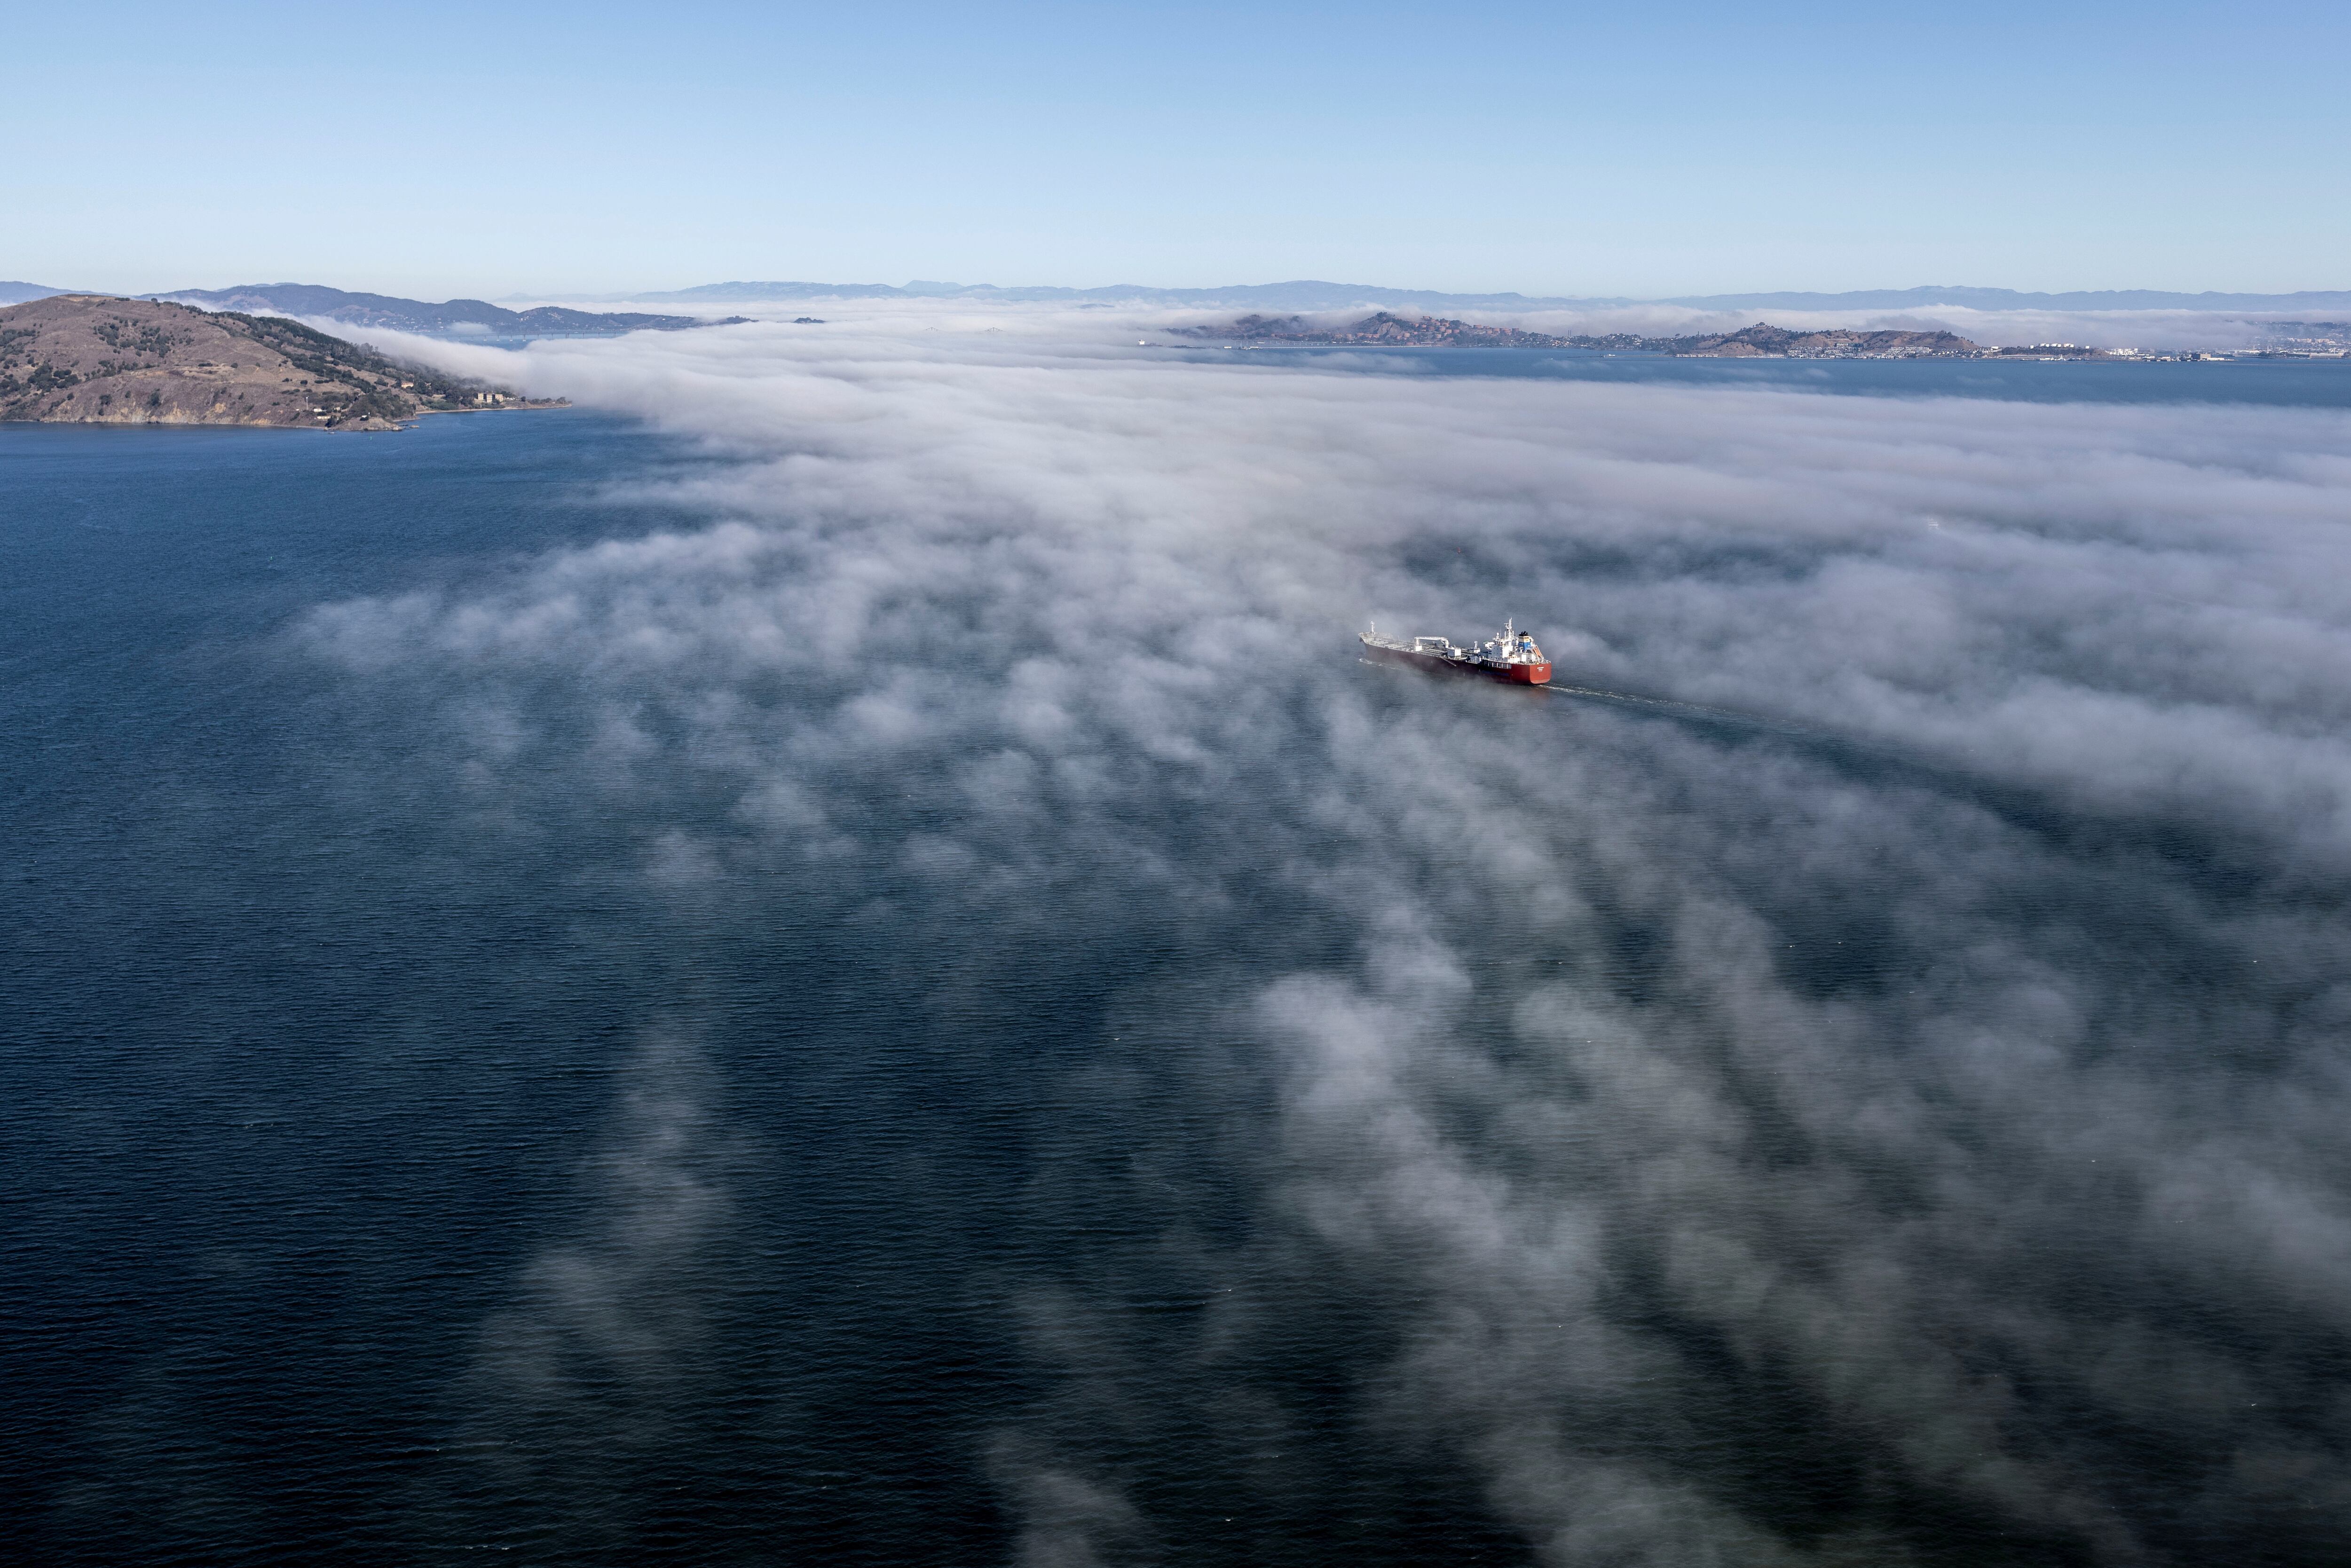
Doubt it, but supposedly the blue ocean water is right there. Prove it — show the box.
[1182,345,2351,407]
[6,372,2348,1565]
[3,416,753,1559]
[3,414,1403,1564]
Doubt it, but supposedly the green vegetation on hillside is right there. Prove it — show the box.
[218,312,489,421]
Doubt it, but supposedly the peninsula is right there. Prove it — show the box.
[0,296,554,430]
[1172,312,1994,358]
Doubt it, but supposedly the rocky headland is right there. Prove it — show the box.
[0,296,557,431]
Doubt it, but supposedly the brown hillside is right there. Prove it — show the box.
[0,295,548,430]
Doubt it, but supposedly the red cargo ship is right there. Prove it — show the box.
[1359,619,1553,685]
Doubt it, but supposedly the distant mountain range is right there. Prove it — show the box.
[8,277,2347,323]
[1663,286,2351,312]
[628,279,2351,313]
[142,284,741,339]
[1,281,85,306]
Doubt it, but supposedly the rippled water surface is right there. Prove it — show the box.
[1186,343,2351,406]
[7,355,2351,1566]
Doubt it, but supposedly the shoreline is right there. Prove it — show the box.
[0,399,573,434]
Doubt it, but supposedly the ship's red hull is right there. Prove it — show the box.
[1364,643,1551,685]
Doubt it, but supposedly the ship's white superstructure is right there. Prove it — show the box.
[1359,618,1552,685]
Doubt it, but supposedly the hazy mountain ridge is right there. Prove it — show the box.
[1,281,81,306]
[627,278,2351,312]
[149,284,742,340]
[16,277,2346,316]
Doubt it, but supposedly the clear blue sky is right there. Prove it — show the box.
[8,0,2344,298]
